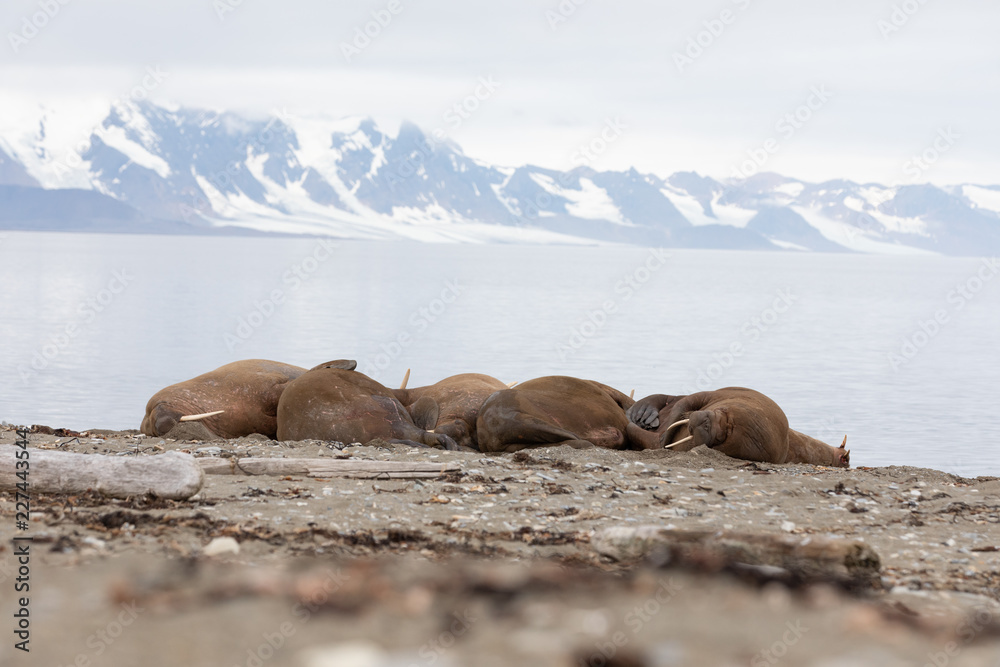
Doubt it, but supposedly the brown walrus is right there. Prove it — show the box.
[276,366,459,449]
[394,373,508,451]
[475,375,661,453]
[785,430,850,467]
[140,359,352,439]
[627,387,849,466]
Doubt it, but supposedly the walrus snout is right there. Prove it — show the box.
[688,410,725,448]
[144,404,182,436]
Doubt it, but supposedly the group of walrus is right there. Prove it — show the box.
[140,359,850,467]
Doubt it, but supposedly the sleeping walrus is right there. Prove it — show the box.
[276,365,459,449]
[476,375,661,453]
[140,359,344,439]
[394,373,508,451]
[627,387,849,466]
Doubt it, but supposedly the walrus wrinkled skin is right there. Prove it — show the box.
[627,388,850,466]
[476,376,661,453]
[394,373,508,451]
[276,367,459,449]
[140,359,313,439]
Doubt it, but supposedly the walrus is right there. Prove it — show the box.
[785,430,850,467]
[276,366,459,449]
[475,375,661,453]
[394,373,508,451]
[627,388,849,466]
[141,358,357,439]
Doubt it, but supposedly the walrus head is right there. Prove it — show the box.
[309,359,358,372]
[681,404,789,463]
[141,403,185,436]
[833,436,851,468]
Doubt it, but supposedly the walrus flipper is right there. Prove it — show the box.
[624,423,664,450]
[626,394,672,430]
[486,413,592,453]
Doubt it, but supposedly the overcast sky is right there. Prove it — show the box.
[3,0,998,184]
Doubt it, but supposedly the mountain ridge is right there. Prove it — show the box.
[1,100,999,255]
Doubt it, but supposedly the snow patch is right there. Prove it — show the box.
[773,182,805,198]
[281,113,373,215]
[962,185,1000,216]
[93,124,171,178]
[530,173,628,224]
[792,206,936,255]
[841,196,928,236]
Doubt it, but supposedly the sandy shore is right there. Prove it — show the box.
[2,425,1000,666]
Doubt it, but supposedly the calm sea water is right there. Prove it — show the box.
[2,231,998,476]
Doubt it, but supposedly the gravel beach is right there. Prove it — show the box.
[2,425,999,666]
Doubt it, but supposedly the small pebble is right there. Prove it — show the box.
[202,536,240,557]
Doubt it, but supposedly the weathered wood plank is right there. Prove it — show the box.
[0,445,204,500]
[197,457,460,479]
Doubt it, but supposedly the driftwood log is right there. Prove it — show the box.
[593,526,882,589]
[198,457,460,479]
[0,445,204,500]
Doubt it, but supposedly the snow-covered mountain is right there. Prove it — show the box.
[2,100,1000,255]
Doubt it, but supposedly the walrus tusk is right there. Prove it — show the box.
[629,389,635,399]
[179,410,225,422]
[399,368,410,390]
[663,418,690,437]
[506,381,518,388]
[664,435,693,449]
